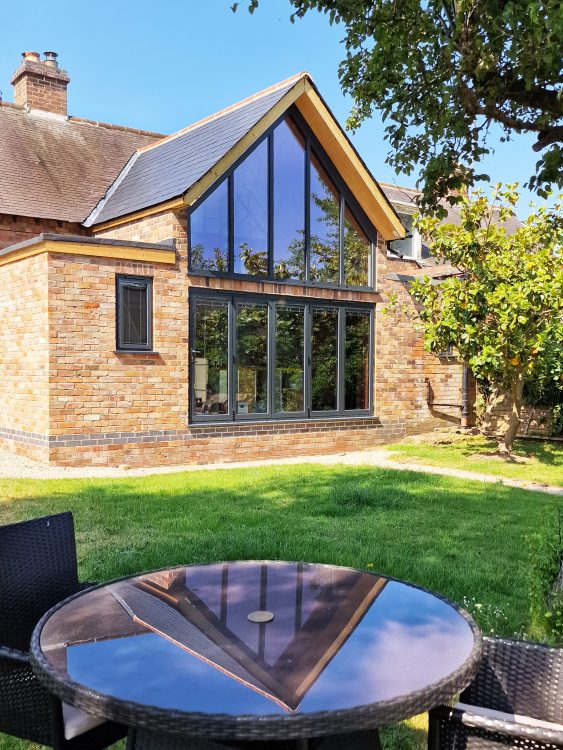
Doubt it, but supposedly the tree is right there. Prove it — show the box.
[408,185,563,454]
[233,0,563,211]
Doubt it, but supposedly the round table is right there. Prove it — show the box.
[31,561,482,749]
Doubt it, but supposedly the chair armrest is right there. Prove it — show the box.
[434,703,563,747]
[0,645,31,664]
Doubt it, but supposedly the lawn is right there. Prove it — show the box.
[0,463,559,750]
[386,436,563,487]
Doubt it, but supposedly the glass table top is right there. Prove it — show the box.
[39,562,477,717]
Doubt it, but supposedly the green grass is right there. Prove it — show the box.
[0,463,559,749]
[386,436,563,487]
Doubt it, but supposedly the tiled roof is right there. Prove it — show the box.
[0,104,161,223]
[85,74,305,226]
[379,182,522,235]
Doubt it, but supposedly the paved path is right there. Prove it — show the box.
[0,447,561,495]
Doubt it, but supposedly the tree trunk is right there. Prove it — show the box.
[482,386,500,433]
[499,370,525,455]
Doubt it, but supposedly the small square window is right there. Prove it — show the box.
[116,275,152,351]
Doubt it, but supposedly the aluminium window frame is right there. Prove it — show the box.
[187,106,378,292]
[189,289,374,424]
[115,274,153,352]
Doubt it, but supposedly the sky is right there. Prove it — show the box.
[0,0,550,216]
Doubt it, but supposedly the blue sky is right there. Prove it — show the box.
[0,0,548,215]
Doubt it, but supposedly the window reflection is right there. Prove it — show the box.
[310,153,340,284]
[194,300,229,416]
[311,308,339,411]
[234,141,269,276]
[236,303,268,414]
[190,181,229,272]
[275,306,304,413]
[273,120,306,281]
[344,204,371,287]
[345,311,370,410]
[189,116,374,289]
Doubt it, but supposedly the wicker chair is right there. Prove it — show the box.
[428,636,563,749]
[0,512,126,749]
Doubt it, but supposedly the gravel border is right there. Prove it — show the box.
[0,447,561,495]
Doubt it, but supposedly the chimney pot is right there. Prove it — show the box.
[43,51,59,69]
[22,51,41,63]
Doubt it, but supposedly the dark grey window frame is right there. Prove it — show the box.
[188,107,377,292]
[189,290,374,424]
[116,274,153,352]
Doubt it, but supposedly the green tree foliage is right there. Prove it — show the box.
[409,185,563,454]
[234,0,563,211]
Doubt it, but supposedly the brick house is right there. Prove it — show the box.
[0,51,472,467]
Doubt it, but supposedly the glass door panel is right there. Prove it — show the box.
[275,305,305,414]
[345,310,371,410]
[236,303,269,415]
[193,299,229,417]
[311,307,339,412]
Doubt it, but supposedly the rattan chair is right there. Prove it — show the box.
[0,512,126,749]
[428,636,563,749]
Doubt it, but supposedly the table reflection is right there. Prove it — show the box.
[40,562,476,717]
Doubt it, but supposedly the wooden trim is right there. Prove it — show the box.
[183,77,309,208]
[295,86,405,242]
[0,240,177,268]
[91,197,185,232]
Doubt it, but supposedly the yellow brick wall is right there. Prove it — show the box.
[0,253,50,461]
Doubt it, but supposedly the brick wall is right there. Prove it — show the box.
[487,394,555,436]
[0,214,84,251]
[0,253,50,461]
[374,236,468,432]
[0,205,469,467]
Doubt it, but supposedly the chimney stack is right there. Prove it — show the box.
[11,51,70,115]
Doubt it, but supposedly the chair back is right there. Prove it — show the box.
[0,512,79,651]
[461,636,563,724]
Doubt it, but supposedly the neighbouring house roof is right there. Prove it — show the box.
[379,182,523,235]
[0,103,161,223]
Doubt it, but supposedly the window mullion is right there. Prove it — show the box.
[338,307,346,414]
[228,175,234,274]
[339,194,345,286]
[268,300,275,417]
[268,134,274,280]
[304,139,311,284]
[229,297,236,421]
[305,304,312,417]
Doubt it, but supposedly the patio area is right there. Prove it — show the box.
[1,462,562,748]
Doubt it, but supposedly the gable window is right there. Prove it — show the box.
[191,292,373,422]
[189,111,376,289]
[116,275,152,351]
[389,212,421,258]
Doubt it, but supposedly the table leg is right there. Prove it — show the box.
[129,728,381,750]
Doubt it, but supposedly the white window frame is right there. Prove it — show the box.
[388,206,422,259]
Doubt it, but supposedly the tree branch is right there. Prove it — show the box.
[533,126,563,152]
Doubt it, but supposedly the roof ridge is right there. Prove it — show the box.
[68,116,164,138]
[136,71,311,155]
[379,181,420,193]
[0,101,163,138]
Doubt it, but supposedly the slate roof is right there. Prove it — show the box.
[85,75,303,226]
[0,104,161,223]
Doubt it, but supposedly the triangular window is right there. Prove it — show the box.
[189,111,376,289]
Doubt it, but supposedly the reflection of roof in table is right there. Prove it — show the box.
[109,563,387,712]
